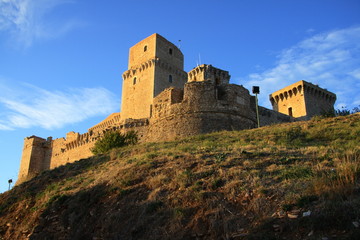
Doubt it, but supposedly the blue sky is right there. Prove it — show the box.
[0,0,359,193]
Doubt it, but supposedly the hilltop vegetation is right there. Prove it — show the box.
[0,114,359,240]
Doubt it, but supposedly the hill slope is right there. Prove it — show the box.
[1,114,360,240]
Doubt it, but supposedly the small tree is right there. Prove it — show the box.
[335,106,351,116]
[91,130,138,155]
[320,105,360,118]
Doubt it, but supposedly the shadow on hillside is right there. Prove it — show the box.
[246,215,360,240]
[29,183,112,240]
[246,192,360,240]
[28,183,189,240]
[7,155,111,201]
[27,183,240,240]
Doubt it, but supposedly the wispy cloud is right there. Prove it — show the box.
[0,82,118,130]
[240,26,360,110]
[0,0,80,48]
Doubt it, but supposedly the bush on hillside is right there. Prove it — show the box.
[320,105,360,118]
[91,130,138,155]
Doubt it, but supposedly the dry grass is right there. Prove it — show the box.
[312,149,360,200]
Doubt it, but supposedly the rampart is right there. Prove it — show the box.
[145,80,256,141]
[16,115,149,184]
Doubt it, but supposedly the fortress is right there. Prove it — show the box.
[16,34,336,184]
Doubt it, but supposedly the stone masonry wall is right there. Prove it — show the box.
[258,106,294,126]
[249,97,294,126]
[121,59,155,120]
[303,83,336,119]
[153,59,187,98]
[145,81,256,142]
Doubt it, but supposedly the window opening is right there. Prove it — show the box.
[144,45,147,52]
[215,77,220,85]
[168,75,173,83]
[169,48,173,55]
[217,87,226,100]
[288,107,293,117]
[133,77,137,85]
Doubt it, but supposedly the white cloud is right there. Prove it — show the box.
[306,28,315,34]
[0,0,79,48]
[349,68,360,79]
[239,26,360,109]
[0,122,13,130]
[0,82,118,130]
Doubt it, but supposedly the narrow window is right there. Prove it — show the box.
[215,77,220,85]
[217,87,226,100]
[168,75,173,83]
[133,77,137,85]
[144,45,147,52]
[288,107,293,117]
[169,48,173,55]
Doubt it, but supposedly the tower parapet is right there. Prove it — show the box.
[188,64,230,84]
[270,80,336,119]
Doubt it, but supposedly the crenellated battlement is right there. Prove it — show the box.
[122,58,187,81]
[65,132,94,151]
[89,112,122,133]
[270,80,336,105]
[188,64,230,84]
[122,58,157,80]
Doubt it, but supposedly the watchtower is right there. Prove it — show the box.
[270,80,336,119]
[121,33,187,119]
[17,136,51,184]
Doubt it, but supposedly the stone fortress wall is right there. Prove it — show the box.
[17,114,149,184]
[144,64,256,142]
[16,33,337,184]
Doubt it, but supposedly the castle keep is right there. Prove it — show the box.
[17,33,336,184]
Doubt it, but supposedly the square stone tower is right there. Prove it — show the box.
[270,80,336,119]
[17,136,51,184]
[121,33,187,120]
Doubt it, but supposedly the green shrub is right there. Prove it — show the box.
[91,130,138,155]
[320,105,360,118]
[336,107,351,116]
[334,105,360,116]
